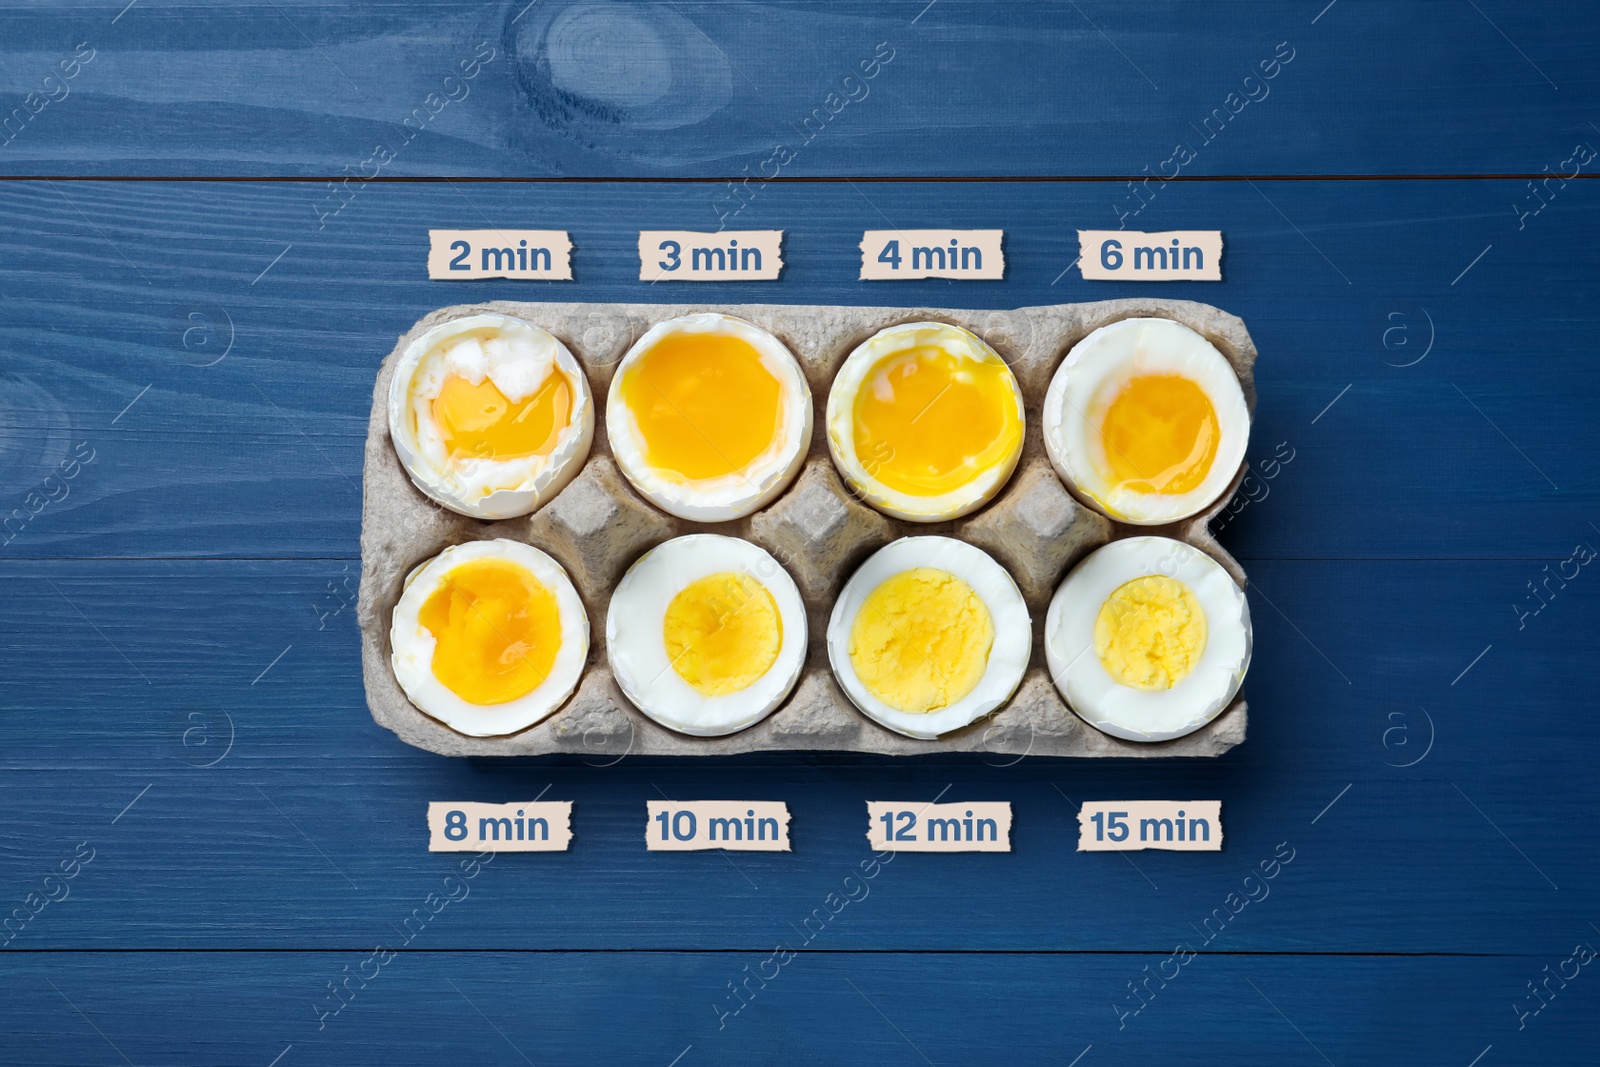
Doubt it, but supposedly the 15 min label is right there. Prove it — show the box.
[1077,800,1222,852]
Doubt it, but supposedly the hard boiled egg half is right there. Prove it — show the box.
[828,537,1030,739]
[607,535,806,736]
[1045,536,1251,742]
[388,314,594,520]
[607,314,811,521]
[827,322,1024,522]
[390,539,589,736]
[1043,317,1248,524]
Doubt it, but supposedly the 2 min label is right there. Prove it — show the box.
[1077,800,1222,852]
[1076,230,1222,281]
[865,801,1012,852]
[858,229,1005,280]
[645,801,791,852]
[427,229,574,280]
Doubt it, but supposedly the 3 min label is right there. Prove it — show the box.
[865,801,1012,852]
[858,229,1005,280]
[1076,230,1222,281]
[1077,800,1222,852]
[638,230,783,281]
[645,801,791,852]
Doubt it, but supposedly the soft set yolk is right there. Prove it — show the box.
[1093,575,1208,691]
[433,370,572,463]
[849,567,994,713]
[663,572,782,697]
[418,558,562,705]
[1099,374,1219,496]
[620,333,783,482]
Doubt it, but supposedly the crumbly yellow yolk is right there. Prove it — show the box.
[418,558,562,704]
[619,333,783,482]
[663,572,782,697]
[852,346,1022,497]
[848,567,994,713]
[1093,575,1208,690]
[432,369,572,462]
[1099,374,1219,496]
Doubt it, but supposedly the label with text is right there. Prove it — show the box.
[638,230,783,281]
[646,801,791,851]
[427,801,573,852]
[865,801,1012,852]
[1077,800,1222,851]
[1077,230,1222,281]
[427,229,573,280]
[859,229,1005,280]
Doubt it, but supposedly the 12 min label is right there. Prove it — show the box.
[865,801,1012,852]
[1077,800,1223,852]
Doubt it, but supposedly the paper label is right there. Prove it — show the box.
[865,801,1012,852]
[1076,230,1222,281]
[858,229,1005,280]
[427,801,573,852]
[427,229,573,280]
[1077,800,1222,851]
[646,801,791,851]
[638,230,783,281]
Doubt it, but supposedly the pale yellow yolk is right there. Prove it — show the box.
[1099,374,1219,496]
[619,333,783,483]
[663,572,782,697]
[1093,575,1208,691]
[848,567,994,713]
[418,558,562,705]
[852,347,1022,496]
[432,369,572,462]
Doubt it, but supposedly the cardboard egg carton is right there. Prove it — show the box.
[358,299,1256,759]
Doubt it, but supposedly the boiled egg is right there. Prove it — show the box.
[388,314,594,520]
[390,539,589,737]
[1043,317,1248,524]
[1045,535,1251,742]
[827,536,1030,739]
[607,535,806,736]
[827,322,1024,522]
[606,314,811,521]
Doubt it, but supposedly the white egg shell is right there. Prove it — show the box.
[1042,317,1249,525]
[389,539,589,737]
[1045,535,1251,742]
[826,322,1025,522]
[388,313,595,520]
[827,536,1031,740]
[605,314,812,522]
[606,534,807,736]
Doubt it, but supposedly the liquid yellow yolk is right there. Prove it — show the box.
[1093,575,1208,691]
[619,333,783,482]
[418,559,562,705]
[848,567,994,713]
[663,572,782,697]
[852,347,1022,496]
[432,369,572,462]
[1099,374,1219,496]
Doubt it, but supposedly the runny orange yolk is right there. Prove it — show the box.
[432,369,572,462]
[852,346,1022,497]
[417,558,562,705]
[1099,374,1219,496]
[618,333,782,482]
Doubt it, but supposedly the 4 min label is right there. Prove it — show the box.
[859,229,1005,280]
[1077,800,1222,852]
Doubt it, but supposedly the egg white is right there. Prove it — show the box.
[606,314,812,521]
[606,535,806,736]
[826,322,1025,522]
[1045,535,1251,742]
[388,313,595,520]
[1042,317,1249,525]
[390,539,590,737]
[827,536,1030,740]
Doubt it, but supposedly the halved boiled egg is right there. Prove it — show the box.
[827,322,1024,522]
[390,539,589,737]
[1043,317,1248,524]
[607,314,811,521]
[607,535,806,736]
[827,536,1030,739]
[1045,536,1251,742]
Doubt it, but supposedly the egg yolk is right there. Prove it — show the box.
[848,567,994,713]
[619,333,783,483]
[852,346,1022,497]
[418,558,562,705]
[432,369,572,463]
[1093,575,1208,691]
[1099,374,1219,496]
[663,572,782,697]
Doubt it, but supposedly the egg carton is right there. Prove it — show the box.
[358,298,1256,759]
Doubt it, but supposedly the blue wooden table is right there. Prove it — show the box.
[3,2,1598,1064]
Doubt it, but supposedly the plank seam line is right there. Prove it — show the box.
[2,174,1598,184]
